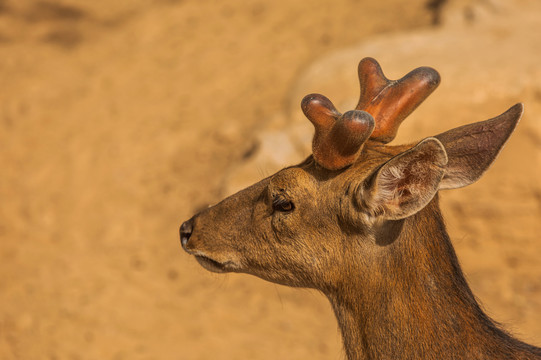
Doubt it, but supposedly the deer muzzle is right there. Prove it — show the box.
[179,217,193,250]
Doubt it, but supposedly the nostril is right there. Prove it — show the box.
[179,219,193,249]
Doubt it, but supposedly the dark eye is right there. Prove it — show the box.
[272,196,295,212]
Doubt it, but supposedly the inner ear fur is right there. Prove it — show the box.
[361,138,448,220]
[435,103,523,190]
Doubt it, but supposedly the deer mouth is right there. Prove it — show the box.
[194,254,235,273]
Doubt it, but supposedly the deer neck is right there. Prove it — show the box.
[325,196,522,360]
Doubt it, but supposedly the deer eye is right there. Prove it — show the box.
[272,196,295,213]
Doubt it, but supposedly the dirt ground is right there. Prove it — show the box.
[0,0,540,359]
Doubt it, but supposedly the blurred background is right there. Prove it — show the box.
[0,0,540,359]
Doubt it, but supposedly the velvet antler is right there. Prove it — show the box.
[357,57,440,143]
[302,57,440,170]
[302,94,375,170]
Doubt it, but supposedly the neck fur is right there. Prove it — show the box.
[325,196,540,360]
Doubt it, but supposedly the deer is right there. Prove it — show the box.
[179,57,541,360]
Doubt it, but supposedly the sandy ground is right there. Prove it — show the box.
[0,0,540,359]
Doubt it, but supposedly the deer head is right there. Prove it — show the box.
[180,58,522,291]
[179,58,532,358]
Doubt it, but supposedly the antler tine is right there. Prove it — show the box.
[302,93,340,132]
[356,57,441,143]
[302,94,375,170]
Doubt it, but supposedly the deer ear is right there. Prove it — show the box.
[362,138,448,220]
[435,103,523,190]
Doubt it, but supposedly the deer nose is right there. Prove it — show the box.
[180,218,193,250]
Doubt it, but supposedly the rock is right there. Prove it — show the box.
[225,0,541,190]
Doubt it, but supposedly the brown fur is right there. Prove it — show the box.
[179,62,539,359]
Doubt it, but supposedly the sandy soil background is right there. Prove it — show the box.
[0,0,540,359]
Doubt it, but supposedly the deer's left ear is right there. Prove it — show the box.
[435,103,523,190]
[362,138,448,220]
